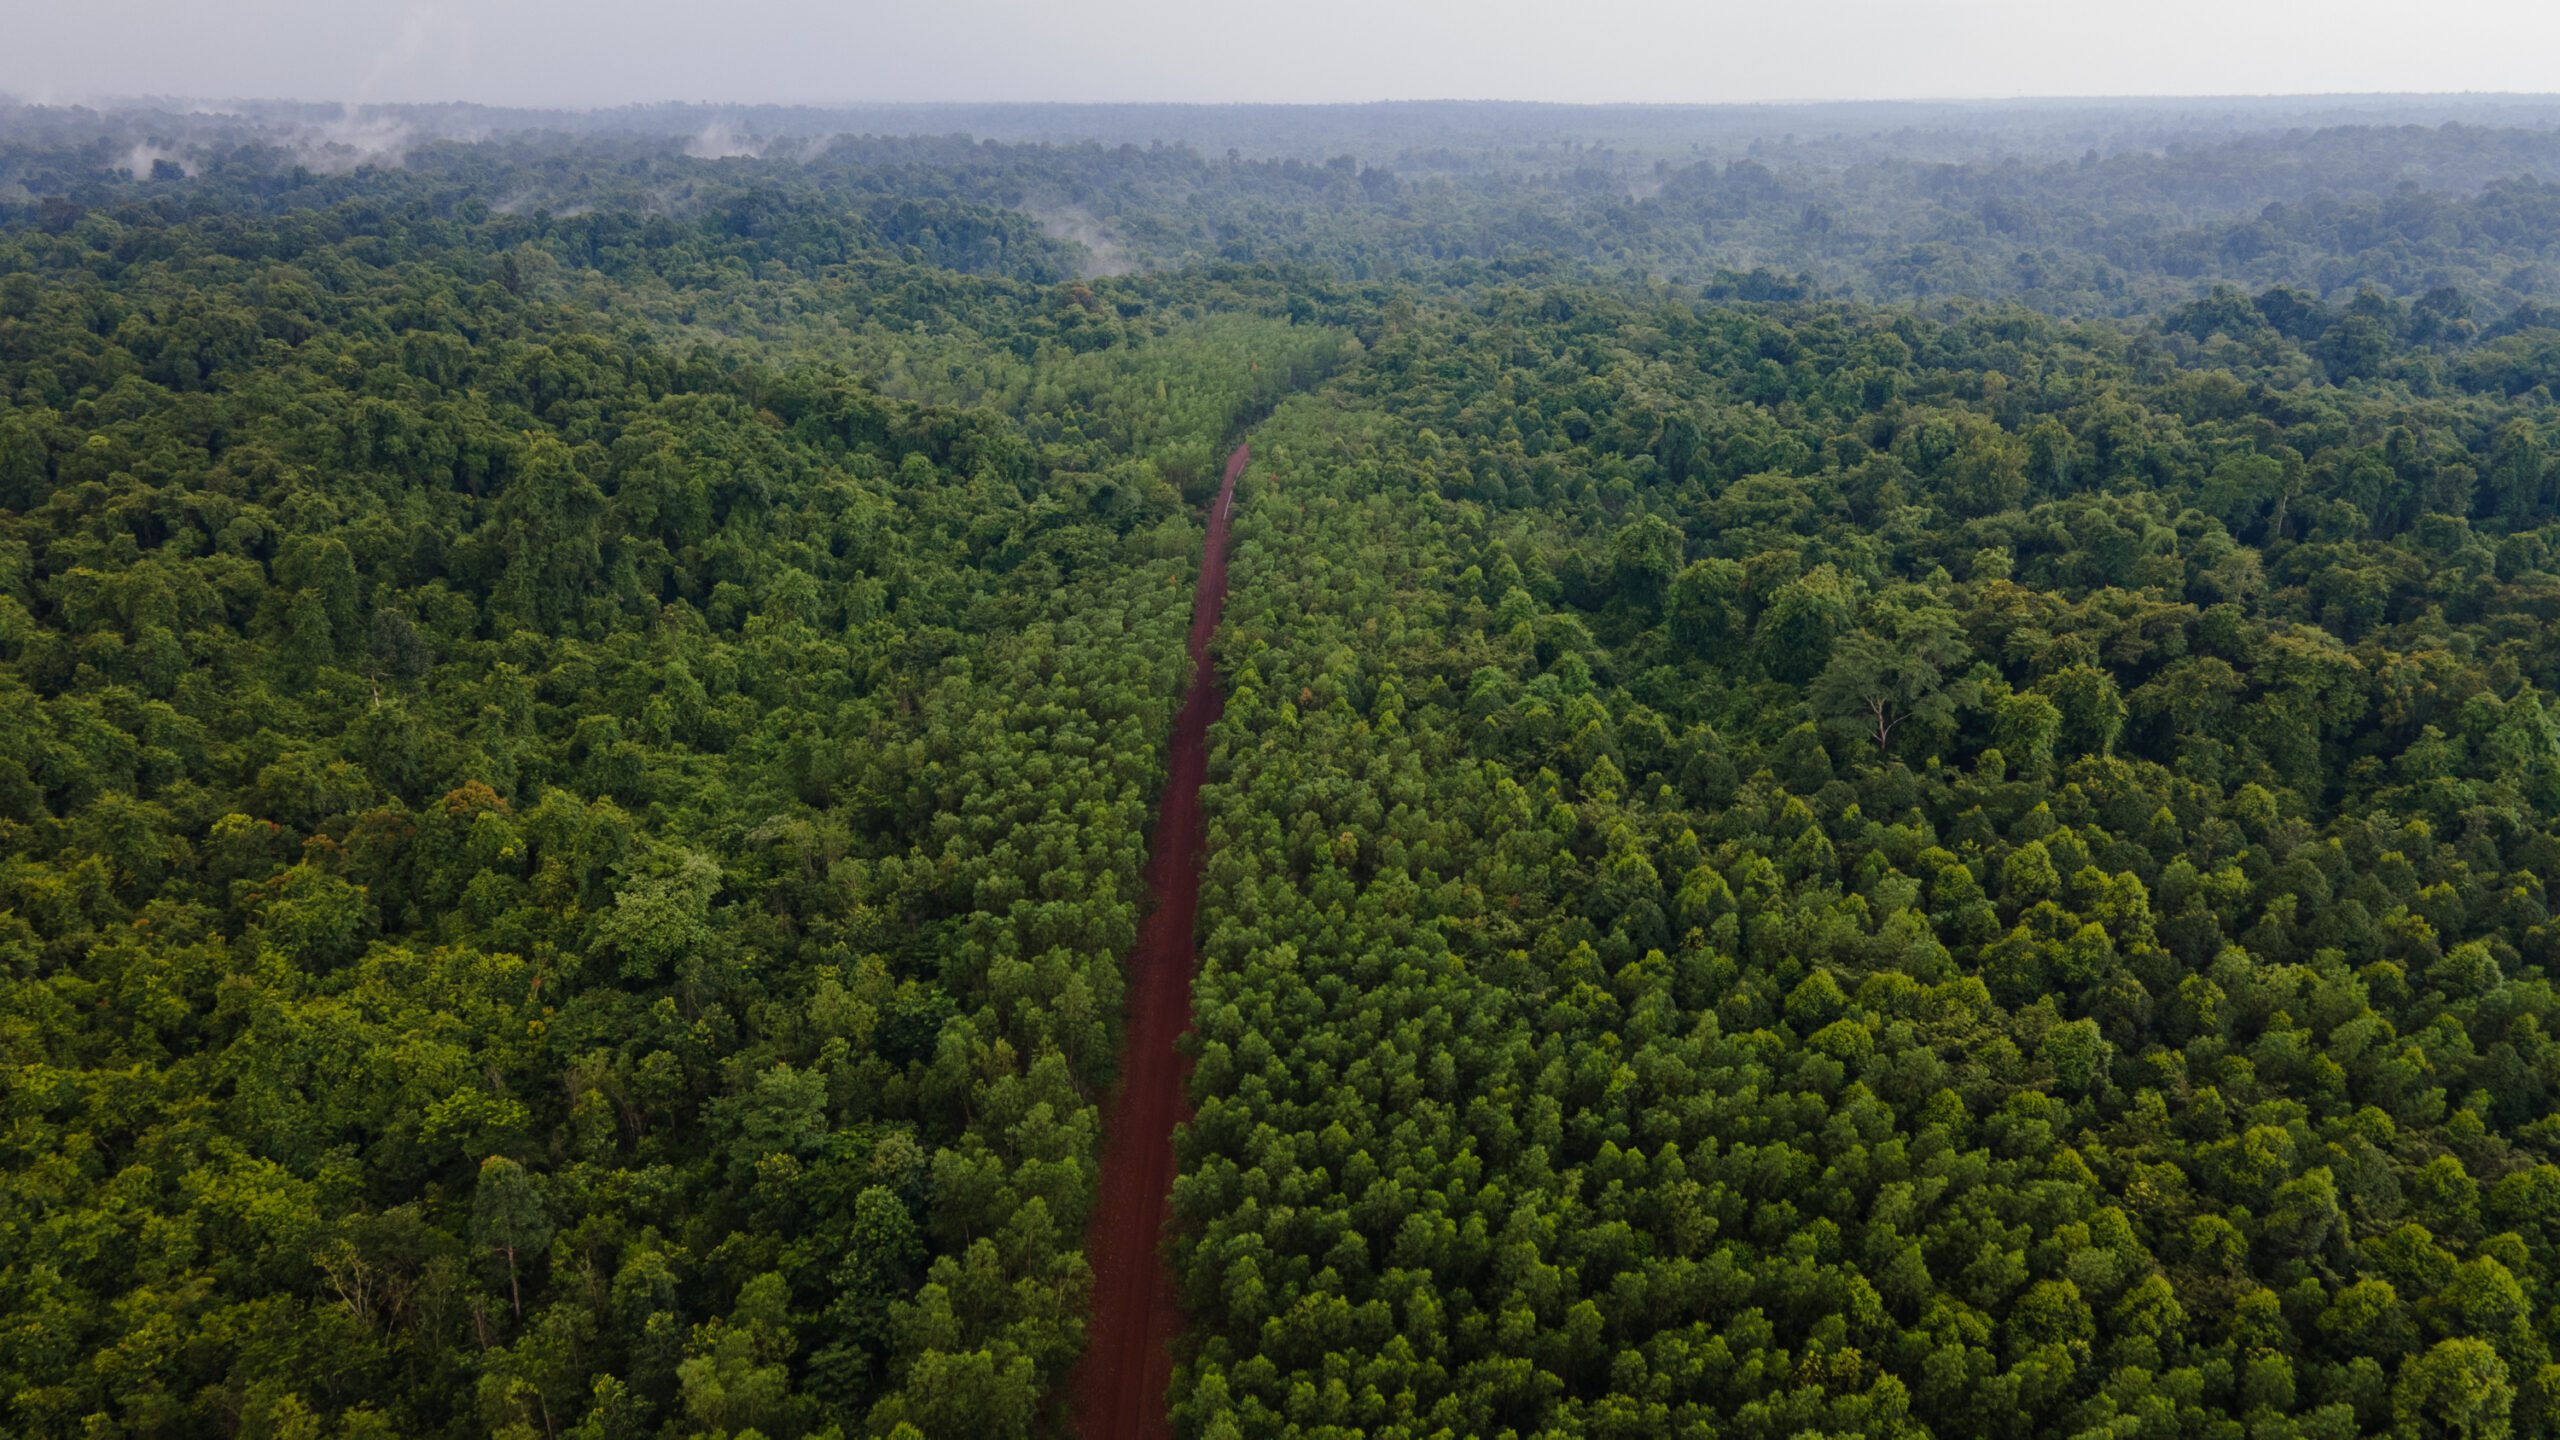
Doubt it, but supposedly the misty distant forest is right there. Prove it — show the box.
[10,93,2560,1439]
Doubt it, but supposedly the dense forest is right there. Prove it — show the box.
[4,96,2560,1438]
[1181,288,2560,1439]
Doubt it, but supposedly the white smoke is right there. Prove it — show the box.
[291,110,414,174]
[684,120,763,161]
[1033,206,1134,278]
[356,4,470,105]
[275,1,466,174]
[119,142,196,179]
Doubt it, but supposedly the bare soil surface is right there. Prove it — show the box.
[1069,442,1248,1440]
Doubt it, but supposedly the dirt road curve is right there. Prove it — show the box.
[1069,442,1249,1440]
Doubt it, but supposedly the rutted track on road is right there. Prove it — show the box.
[1069,442,1249,1440]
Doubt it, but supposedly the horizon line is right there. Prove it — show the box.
[13,89,2560,116]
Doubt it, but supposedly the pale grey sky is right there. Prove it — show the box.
[6,0,2558,107]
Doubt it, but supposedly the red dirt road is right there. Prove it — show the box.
[1070,443,1248,1440]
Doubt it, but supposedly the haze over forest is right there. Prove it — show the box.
[12,0,2560,106]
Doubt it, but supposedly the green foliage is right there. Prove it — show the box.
[1176,281,2560,1438]
[0,157,1340,1437]
[15,99,2560,1440]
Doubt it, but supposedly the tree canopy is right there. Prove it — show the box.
[9,98,2560,1440]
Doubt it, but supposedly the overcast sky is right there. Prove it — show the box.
[7,0,2559,108]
